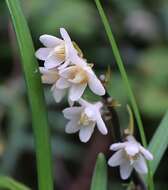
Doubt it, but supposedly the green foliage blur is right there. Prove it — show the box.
[0,0,168,189]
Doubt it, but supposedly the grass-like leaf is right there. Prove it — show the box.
[0,176,30,190]
[148,111,168,175]
[94,0,154,189]
[94,0,147,147]
[5,0,53,190]
[90,153,107,190]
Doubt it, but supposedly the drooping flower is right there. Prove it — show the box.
[35,28,82,69]
[55,62,105,103]
[39,67,66,103]
[108,135,153,180]
[39,67,59,84]
[63,99,108,142]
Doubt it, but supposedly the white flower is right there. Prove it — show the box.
[39,67,66,103]
[108,135,153,180]
[39,67,59,84]
[54,62,105,103]
[35,28,82,69]
[63,99,108,143]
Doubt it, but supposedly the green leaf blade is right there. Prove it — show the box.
[94,0,154,189]
[91,153,107,190]
[0,176,30,190]
[5,0,54,190]
[148,111,168,175]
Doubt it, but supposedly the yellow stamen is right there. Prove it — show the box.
[78,112,93,126]
[68,66,88,84]
[54,44,65,60]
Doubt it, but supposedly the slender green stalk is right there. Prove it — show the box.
[5,0,54,190]
[94,0,154,189]
[95,0,147,147]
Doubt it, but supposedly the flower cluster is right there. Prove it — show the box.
[35,28,153,181]
[35,28,107,142]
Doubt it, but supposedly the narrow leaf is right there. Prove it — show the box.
[94,0,147,147]
[0,176,30,190]
[148,111,168,174]
[90,153,107,190]
[94,1,154,189]
[5,0,53,190]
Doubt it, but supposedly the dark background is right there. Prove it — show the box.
[0,0,168,189]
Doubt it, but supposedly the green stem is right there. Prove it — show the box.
[94,0,154,189]
[5,0,54,190]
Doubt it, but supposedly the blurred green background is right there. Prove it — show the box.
[0,0,168,189]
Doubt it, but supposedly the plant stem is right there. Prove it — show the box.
[5,0,54,190]
[95,0,154,189]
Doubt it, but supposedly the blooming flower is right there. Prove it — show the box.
[55,62,105,103]
[63,99,108,142]
[108,135,153,180]
[35,28,82,69]
[37,28,105,104]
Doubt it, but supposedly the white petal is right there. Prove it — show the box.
[139,146,153,160]
[58,60,70,70]
[44,55,63,69]
[35,48,52,61]
[110,143,127,151]
[78,98,91,107]
[108,149,125,167]
[94,102,103,110]
[84,107,94,119]
[125,143,139,156]
[41,74,58,84]
[51,85,66,103]
[39,67,48,74]
[95,113,107,135]
[63,107,83,119]
[69,83,87,101]
[59,66,73,78]
[65,119,80,134]
[88,72,105,96]
[120,161,133,180]
[39,67,58,84]
[134,155,148,174]
[39,67,58,75]
[60,28,78,60]
[68,97,74,107]
[60,28,74,49]
[56,78,71,89]
[126,135,137,143]
[79,125,95,143]
[40,34,63,47]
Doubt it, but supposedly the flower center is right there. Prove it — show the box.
[54,44,65,60]
[78,112,93,126]
[68,66,88,84]
[124,151,140,165]
[54,42,83,61]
